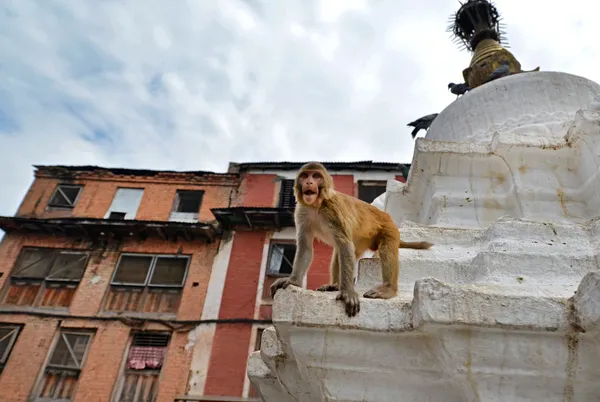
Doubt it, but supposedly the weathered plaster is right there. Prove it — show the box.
[247,72,600,401]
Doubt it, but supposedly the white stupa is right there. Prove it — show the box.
[246,68,600,401]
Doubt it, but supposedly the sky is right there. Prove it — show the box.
[1,0,599,218]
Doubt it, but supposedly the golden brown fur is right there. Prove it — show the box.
[270,162,433,317]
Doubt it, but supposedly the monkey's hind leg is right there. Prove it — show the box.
[363,233,399,299]
[316,249,340,292]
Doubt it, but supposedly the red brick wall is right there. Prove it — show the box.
[16,174,235,222]
[204,231,265,396]
[395,174,406,183]
[233,173,277,207]
[0,313,191,402]
[0,229,219,402]
[202,172,359,398]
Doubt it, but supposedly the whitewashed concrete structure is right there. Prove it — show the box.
[247,71,600,401]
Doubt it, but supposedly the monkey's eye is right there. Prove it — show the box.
[313,173,322,179]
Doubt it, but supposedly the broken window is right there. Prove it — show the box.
[104,188,144,220]
[2,248,89,309]
[169,190,204,223]
[104,254,190,315]
[0,325,22,372]
[266,243,296,276]
[114,332,170,402]
[277,179,296,208]
[357,180,387,204]
[262,242,296,300]
[33,331,93,401]
[47,185,82,209]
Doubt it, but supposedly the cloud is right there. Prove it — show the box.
[1,0,600,221]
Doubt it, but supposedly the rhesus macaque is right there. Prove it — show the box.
[270,162,433,317]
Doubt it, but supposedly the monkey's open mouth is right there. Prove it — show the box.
[303,190,317,195]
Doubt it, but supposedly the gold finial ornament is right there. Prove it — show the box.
[448,0,539,89]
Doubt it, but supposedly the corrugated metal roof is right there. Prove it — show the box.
[32,161,412,178]
[33,165,235,178]
[228,161,411,173]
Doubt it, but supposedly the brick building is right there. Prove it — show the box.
[0,161,408,402]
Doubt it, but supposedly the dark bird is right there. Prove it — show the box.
[448,82,470,98]
[484,60,511,83]
[407,113,438,138]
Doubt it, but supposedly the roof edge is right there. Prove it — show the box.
[33,165,238,179]
[228,161,411,173]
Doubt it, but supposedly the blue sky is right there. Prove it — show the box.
[1,0,599,219]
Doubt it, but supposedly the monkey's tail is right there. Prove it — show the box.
[399,240,433,249]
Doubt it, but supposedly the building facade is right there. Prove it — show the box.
[0,161,408,402]
[190,161,408,400]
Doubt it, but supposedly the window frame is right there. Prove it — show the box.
[172,189,204,214]
[47,184,83,209]
[1,247,90,309]
[32,329,94,402]
[103,253,191,315]
[109,253,191,289]
[103,187,145,220]
[112,331,171,401]
[357,180,388,204]
[0,324,23,372]
[265,241,296,277]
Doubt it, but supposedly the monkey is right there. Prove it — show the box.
[270,162,433,317]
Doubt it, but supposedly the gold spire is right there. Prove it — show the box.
[462,39,539,89]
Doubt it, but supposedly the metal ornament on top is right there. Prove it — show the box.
[448,0,539,89]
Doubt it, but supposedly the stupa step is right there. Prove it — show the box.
[249,273,600,401]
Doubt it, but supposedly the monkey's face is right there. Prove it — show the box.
[298,169,323,206]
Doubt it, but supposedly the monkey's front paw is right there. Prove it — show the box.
[316,283,339,292]
[336,290,360,317]
[270,277,300,298]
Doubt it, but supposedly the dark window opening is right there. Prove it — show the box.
[108,212,126,220]
[48,185,82,208]
[357,180,387,204]
[174,190,204,213]
[266,243,296,276]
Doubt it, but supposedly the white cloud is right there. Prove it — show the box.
[1,0,599,221]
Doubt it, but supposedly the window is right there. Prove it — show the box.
[47,185,82,209]
[262,242,296,300]
[2,248,89,309]
[277,179,296,208]
[104,188,144,220]
[104,254,190,315]
[357,180,387,204]
[169,190,204,223]
[248,327,265,398]
[108,212,127,220]
[114,332,170,402]
[0,325,22,372]
[34,331,93,401]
